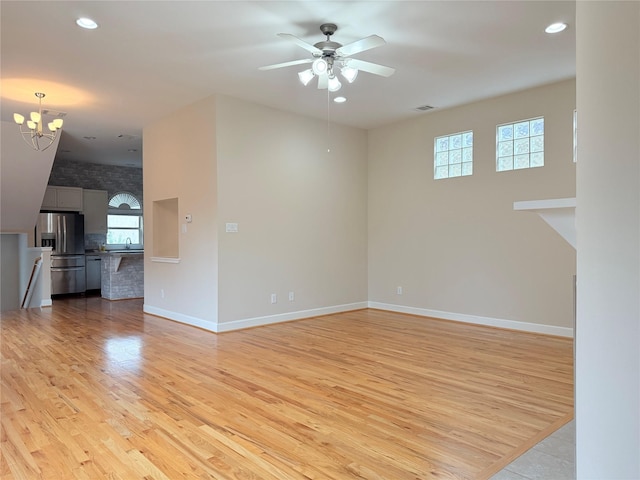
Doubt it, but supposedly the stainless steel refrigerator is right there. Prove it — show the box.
[36,212,86,295]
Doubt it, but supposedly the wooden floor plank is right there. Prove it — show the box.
[1,298,573,479]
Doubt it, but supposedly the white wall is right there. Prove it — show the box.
[143,95,368,331]
[575,2,640,478]
[368,80,576,334]
[143,95,219,330]
[145,85,576,334]
[215,96,368,328]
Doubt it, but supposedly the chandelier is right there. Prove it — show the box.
[13,92,64,151]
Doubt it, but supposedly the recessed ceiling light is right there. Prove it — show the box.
[545,22,567,34]
[334,96,347,103]
[76,17,98,29]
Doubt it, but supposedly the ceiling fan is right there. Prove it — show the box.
[259,23,395,92]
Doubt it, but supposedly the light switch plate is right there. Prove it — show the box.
[225,222,238,233]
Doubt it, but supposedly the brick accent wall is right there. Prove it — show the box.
[48,159,143,205]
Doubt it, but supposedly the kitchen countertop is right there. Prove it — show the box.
[91,250,144,255]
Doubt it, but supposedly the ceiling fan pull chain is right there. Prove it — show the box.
[327,87,331,153]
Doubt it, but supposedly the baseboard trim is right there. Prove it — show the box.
[143,304,219,332]
[144,301,572,337]
[216,302,369,332]
[143,302,369,334]
[367,302,574,338]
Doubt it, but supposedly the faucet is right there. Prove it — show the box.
[125,237,132,249]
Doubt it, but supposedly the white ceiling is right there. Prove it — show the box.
[1,1,575,168]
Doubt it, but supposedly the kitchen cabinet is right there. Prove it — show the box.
[85,254,102,290]
[41,186,83,211]
[83,189,108,234]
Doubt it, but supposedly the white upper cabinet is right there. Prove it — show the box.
[82,189,108,234]
[41,186,83,211]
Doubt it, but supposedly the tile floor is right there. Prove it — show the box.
[490,420,576,480]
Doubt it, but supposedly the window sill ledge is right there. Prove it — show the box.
[151,257,180,264]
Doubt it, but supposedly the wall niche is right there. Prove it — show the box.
[152,198,179,259]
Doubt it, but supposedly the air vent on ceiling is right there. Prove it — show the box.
[414,105,435,112]
[41,109,67,118]
[117,134,139,141]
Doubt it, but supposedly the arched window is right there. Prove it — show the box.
[109,192,141,210]
[106,192,143,247]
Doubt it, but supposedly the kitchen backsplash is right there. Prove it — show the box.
[85,233,107,251]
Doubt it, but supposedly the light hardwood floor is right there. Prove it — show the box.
[1,298,573,479]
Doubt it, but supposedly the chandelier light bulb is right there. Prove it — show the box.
[13,113,25,125]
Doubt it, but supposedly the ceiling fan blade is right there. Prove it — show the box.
[317,75,328,90]
[277,33,323,55]
[347,58,396,77]
[335,35,386,57]
[259,58,313,71]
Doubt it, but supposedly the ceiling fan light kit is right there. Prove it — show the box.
[312,58,328,75]
[260,23,395,93]
[13,92,64,151]
[298,69,315,86]
[327,75,342,92]
[340,65,358,83]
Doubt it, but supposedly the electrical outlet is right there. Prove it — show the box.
[288,291,295,302]
[161,288,165,298]
[270,293,277,304]
[397,286,403,295]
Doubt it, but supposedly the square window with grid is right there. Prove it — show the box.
[496,117,544,172]
[434,131,473,180]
